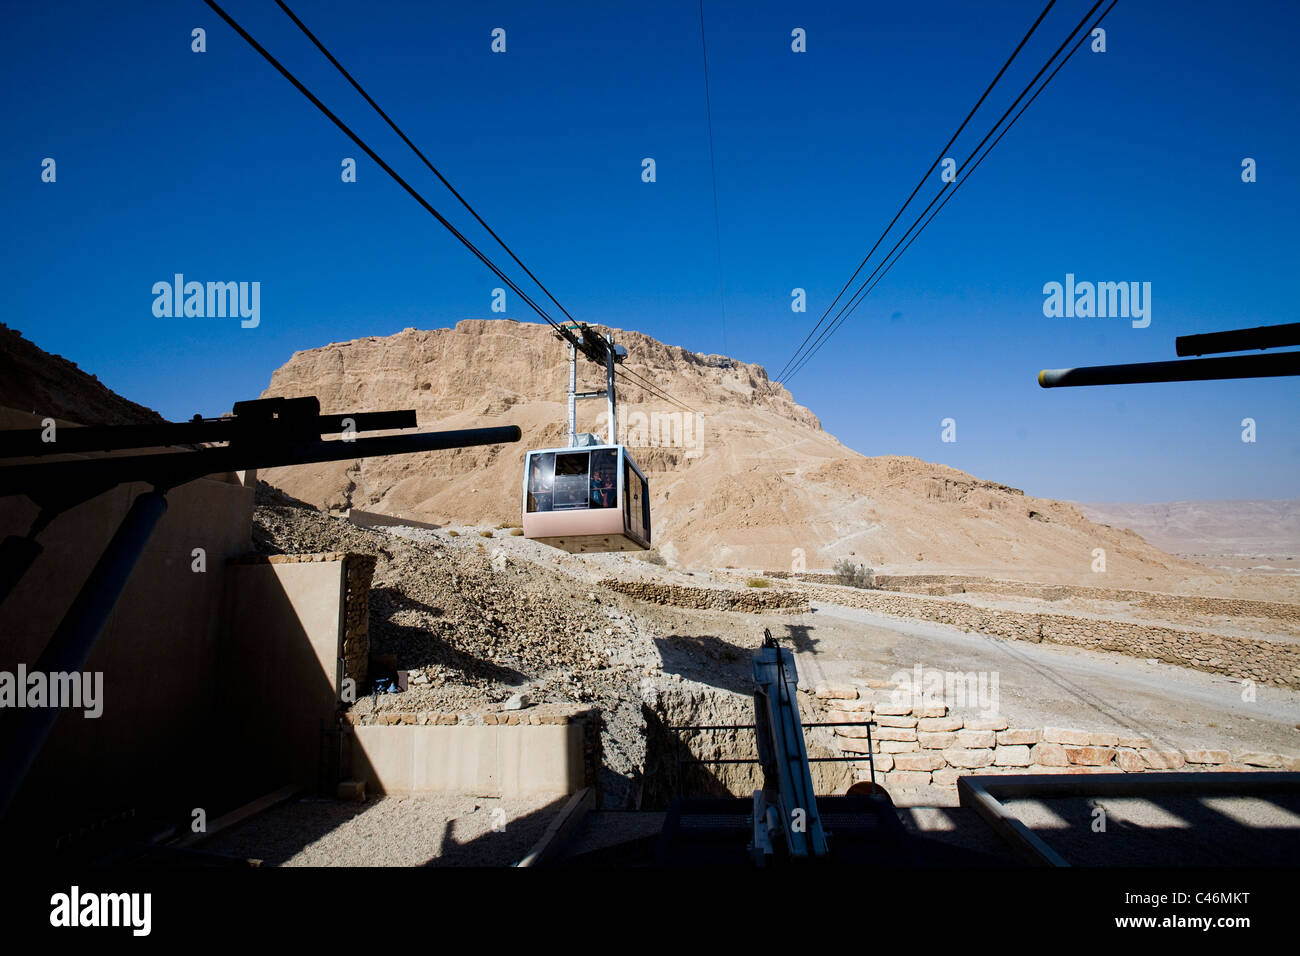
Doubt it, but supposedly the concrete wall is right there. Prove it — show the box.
[350,723,586,798]
[0,409,254,828]
[221,556,350,792]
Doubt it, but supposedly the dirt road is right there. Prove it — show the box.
[793,602,1300,756]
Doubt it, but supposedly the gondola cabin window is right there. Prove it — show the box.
[526,449,618,512]
[526,451,555,512]
[624,458,648,540]
[521,445,650,553]
[588,449,618,508]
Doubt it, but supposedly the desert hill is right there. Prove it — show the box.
[0,324,162,427]
[1079,499,1300,564]
[257,319,1209,587]
[0,319,1285,594]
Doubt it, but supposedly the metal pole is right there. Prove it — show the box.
[605,334,617,445]
[0,426,524,497]
[0,488,169,819]
[0,409,418,460]
[1176,322,1300,357]
[1037,351,1300,388]
[568,341,577,448]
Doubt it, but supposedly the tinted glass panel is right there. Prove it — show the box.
[641,472,651,541]
[623,458,632,530]
[552,452,590,510]
[624,459,645,540]
[589,448,617,509]
[526,452,555,512]
[554,453,588,476]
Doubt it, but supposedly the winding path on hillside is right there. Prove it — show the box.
[790,601,1300,758]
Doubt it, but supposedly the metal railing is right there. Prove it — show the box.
[667,718,877,796]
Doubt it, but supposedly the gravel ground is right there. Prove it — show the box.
[202,794,565,866]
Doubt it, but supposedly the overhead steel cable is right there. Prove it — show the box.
[616,366,697,413]
[774,0,1059,382]
[786,0,1107,381]
[272,0,587,338]
[202,0,576,352]
[615,366,676,404]
[832,1,1117,326]
[274,0,702,409]
[783,0,1117,382]
[209,0,708,415]
[615,373,687,413]
[784,0,1111,382]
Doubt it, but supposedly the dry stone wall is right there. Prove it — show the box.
[764,570,961,596]
[765,571,1300,624]
[599,578,810,614]
[343,702,596,727]
[799,583,1300,688]
[810,682,1300,793]
[640,681,853,807]
[342,553,376,689]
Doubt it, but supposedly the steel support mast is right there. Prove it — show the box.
[561,324,624,447]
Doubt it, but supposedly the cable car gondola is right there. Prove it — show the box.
[522,441,650,552]
[519,324,652,553]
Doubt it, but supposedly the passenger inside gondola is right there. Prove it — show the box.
[590,459,616,508]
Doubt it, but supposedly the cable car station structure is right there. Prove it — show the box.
[24,0,1287,872]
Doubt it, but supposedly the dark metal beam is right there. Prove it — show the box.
[1176,322,1300,357]
[0,425,522,499]
[1038,351,1300,388]
[0,409,418,459]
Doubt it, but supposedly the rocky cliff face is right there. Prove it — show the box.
[258,318,1204,585]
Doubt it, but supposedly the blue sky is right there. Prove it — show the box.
[2,0,1297,502]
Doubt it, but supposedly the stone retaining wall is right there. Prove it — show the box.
[811,682,1300,792]
[801,583,1300,688]
[232,551,357,564]
[342,553,376,689]
[764,570,1300,624]
[599,578,810,614]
